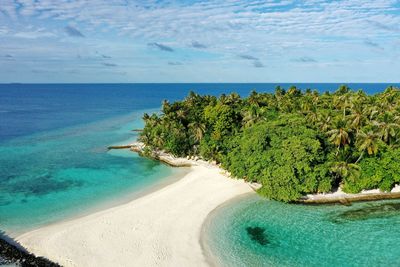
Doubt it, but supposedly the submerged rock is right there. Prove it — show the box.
[246,226,269,246]
[0,231,60,267]
[331,202,400,223]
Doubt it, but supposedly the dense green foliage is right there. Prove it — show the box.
[140,86,400,202]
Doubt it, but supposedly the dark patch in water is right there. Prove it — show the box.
[0,196,11,206]
[331,202,400,223]
[246,226,269,246]
[6,174,84,196]
[3,174,17,182]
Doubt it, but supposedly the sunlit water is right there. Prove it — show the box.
[1,83,399,261]
[0,110,187,235]
[203,194,400,267]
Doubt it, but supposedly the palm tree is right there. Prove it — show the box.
[185,91,199,107]
[225,93,241,105]
[372,113,399,145]
[143,113,159,128]
[333,92,351,119]
[189,121,206,143]
[143,113,150,122]
[162,99,171,113]
[317,112,332,132]
[248,90,261,107]
[380,87,399,111]
[242,106,265,128]
[153,134,165,148]
[355,130,381,163]
[335,85,350,95]
[311,91,320,106]
[287,86,302,97]
[348,102,367,132]
[326,118,351,154]
[274,86,285,100]
[331,161,360,183]
[351,90,367,104]
[306,110,319,126]
[327,127,350,150]
[364,106,379,121]
[176,108,186,121]
[300,97,313,113]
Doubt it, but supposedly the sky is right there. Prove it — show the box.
[0,0,400,83]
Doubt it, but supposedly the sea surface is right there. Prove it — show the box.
[203,194,400,267]
[0,83,399,264]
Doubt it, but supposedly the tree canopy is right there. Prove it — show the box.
[140,86,400,202]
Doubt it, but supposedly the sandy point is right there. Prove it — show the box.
[17,164,253,267]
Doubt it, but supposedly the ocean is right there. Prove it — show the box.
[0,83,399,265]
[203,194,400,267]
[1,83,397,141]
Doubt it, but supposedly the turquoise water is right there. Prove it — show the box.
[204,194,400,267]
[0,110,185,235]
[2,83,400,262]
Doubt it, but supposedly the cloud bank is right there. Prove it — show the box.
[0,0,399,82]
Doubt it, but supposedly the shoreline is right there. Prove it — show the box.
[7,159,189,238]
[200,192,256,267]
[124,141,400,205]
[15,141,400,266]
[298,186,400,205]
[17,155,254,266]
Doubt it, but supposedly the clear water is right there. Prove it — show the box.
[204,194,400,267]
[0,83,399,251]
[0,110,187,235]
[1,83,397,141]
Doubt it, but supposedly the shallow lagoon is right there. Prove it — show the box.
[204,194,400,267]
[0,111,186,235]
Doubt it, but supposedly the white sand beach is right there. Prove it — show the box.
[17,161,253,267]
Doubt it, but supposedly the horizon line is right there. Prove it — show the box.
[1,82,400,85]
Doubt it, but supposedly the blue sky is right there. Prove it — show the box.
[0,0,399,83]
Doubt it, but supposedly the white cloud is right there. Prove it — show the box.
[13,28,56,39]
[0,0,399,82]
[1,0,397,44]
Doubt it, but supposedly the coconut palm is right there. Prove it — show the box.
[326,118,351,153]
[380,87,399,111]
[333,92,351,119]
[153,134,165,148]
[189,121,206,143]
[372,113,400,145]
[242,105,265,128]
[331,161,360,183]
[306,110,319,126]
[301,97,313,113]
[348,102,367,131]
[225,93,241,105]
[248,90,261,107]
[355,130,381,163]
[311,91,320,106]
[143,113,150,122]
[176,108,186,121]
[317,112,332,132]
[162,99,171,113]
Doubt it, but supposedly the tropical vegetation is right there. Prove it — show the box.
[139,86,400,202]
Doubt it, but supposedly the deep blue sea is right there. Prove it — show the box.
[1,83,397,141]
[0,83,399,266]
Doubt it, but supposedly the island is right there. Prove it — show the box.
[139,85,400,202]
[15,85,400,266]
